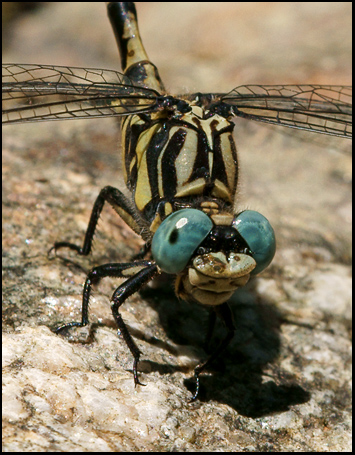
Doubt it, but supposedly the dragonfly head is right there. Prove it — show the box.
[151,208,276,305]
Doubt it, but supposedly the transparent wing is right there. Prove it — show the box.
[220,85,352,138]
[3,66,352,139]
[2,64,160,123]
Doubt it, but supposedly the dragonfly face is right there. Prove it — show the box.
[2,2,351,401]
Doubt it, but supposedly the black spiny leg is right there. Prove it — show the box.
[191,302,236,401]
[55,260,156,332]
[110,263,159,385]
[55,260,159,386]
[49,185,144,257]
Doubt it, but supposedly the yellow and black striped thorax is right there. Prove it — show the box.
[121,99,238,224]
[107,2,238,226]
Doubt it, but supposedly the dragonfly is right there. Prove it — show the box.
[2,2,352,400]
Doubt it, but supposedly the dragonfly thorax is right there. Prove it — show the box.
[122,102,239,225]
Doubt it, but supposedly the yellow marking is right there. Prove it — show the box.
[219,133,237,193]
[172,129,198,189]
[208,150,213,174]
[135,124,161,166]
[202,207,219,215]
[174,178,207,198]
[135,156,152,211]
[211,180,233,202]
[123,11,149,66]
[210,213,234,225]
[200,201,219,209]
[150,213,162,233]
[121,118,129,184]
[164,203,173,217]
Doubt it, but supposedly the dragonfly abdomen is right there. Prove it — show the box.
[107,1,165,92]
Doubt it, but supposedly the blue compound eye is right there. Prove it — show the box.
[232,210,276,275]
[152,209,213,274]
